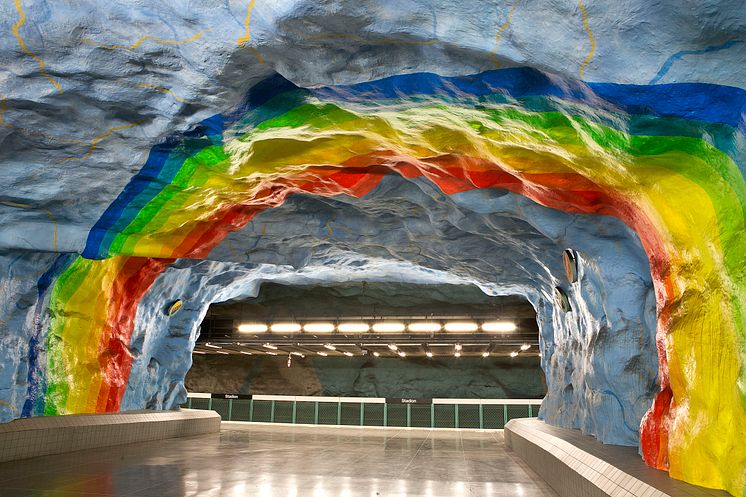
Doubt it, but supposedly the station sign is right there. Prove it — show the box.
[211,393,252,400]
[386,398,432,404]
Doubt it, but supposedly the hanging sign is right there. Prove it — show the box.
[386,398,433,404]
[211,393,252,400]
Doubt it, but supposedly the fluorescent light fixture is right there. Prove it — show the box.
[238,323,268,333]
[408,322,441,332]
[266,352,277,356]
[215,350,229,355]
[303,322,335,333]
[520,344,531,351]
[510,351,519,358]
[240,351,253,355]
[454,344,463,351]
[444,322,479,332]
[343,352,354,357]
[426,351,433,358]
[373,352,380,357]
[317,351,328,356]
[270,322,301,333]
[398,351,406,357]
[482,352,490,358]
[337,322,370,333]
[454,352,461,358]
[193,350,206,355]
[291,352,305,357]
[262,343,278,350]
[482,321,517,332]
[323,344,336,351]
[204,343,221,349]
[387,344,398,351]
[372,322,405,333]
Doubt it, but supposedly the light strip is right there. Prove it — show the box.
[240,351,253,355]
[338,322,370,333]
[444,322,479,332]
[204,343,221,349]
[372,322,405,333]
[238,323,268,333]
[317,351,328,356]
[343,352,354,357]
[193,350,206,354]
[262,343,278,350]
[323,344,336,351]
[408,322,442,332]
[303,322,335,333]
[270,322,301,333]
[482,321,517,332]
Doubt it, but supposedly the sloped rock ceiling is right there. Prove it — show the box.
[0,1,744,494]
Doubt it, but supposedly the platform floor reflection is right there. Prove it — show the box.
[0,422,559,497]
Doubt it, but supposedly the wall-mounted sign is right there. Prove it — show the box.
[554,287,572,313]
[165,299,183,316]
[211,393,252,400]
[386,398,432,404]
[562,249,578,283]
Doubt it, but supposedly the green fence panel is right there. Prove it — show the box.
[317,402,339,425]
[386,403,407,427]
[340,403,361,425]
[482,404,505,428]
[211,398,231,420]
[252,400,273,422]
[274,401,294,423]
[433,404,456,428]
[231,400,251,421]
[506,404,530,422]
[409,404,432,428]
[190,398,210,410]
[457,405,481,429]
[363,403,385,426]
[295,401,316,424]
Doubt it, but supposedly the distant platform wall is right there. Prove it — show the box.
[0,409,220,463]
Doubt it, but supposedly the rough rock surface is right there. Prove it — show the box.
[0,1,744,495]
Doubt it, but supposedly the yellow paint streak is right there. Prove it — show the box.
[82,32,204,51]
[577,0,596,79]
[11,0,63,93]
[236,0,265,63]
[0,400,18,412]
[493,0,521,65]
[0,200,57,251]
[130,83,190,104]
[62,122,142,162]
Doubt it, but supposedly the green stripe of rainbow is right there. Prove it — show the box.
[40,72,746,495]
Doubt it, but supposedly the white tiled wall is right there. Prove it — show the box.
[0,409,220,462]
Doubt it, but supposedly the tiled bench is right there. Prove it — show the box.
[0,409,220,462]
[505,418,729,497]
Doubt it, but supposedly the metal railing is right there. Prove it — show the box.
[183,393,542,429]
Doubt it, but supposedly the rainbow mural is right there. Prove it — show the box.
[20,68,746,495]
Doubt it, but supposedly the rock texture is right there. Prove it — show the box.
[0,1,744,495]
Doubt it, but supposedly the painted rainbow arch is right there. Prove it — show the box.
[24,68,746,496]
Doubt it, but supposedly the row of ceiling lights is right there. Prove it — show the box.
[198,342,535,358]
[236,320,517,334]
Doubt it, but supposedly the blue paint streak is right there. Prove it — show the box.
[649,40,746,85]
[22,254,76,417]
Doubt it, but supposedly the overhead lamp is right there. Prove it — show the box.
[262,343,278,350]
[373,352,380,357]
[444,322,479,332]
[270,322,301,333]
[291,352,305,357]
[426,351,433,358]
[372,322,405,333]
[343,352,354,357]
[193,350,206,355]
[338,322,370,333]
[482,321,517,332]
[240,351,253,355]
[398,351,406,357]
[323,344,336,351]
[408,322,442,332]
[317,351,328,356]
[204,343,221,349]
[510,351,519,358]
[454,352,461,358]
[266,351,277,356]
[387,344,398,351]
[520,344,531,351]
[482,352,490,358]
[454,344,463,351]
[238,323,268,333]
[303,322,335,333]
[215,350,229,355]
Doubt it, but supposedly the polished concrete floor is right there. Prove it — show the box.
[0,423,559,497]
